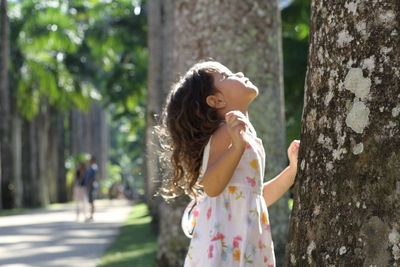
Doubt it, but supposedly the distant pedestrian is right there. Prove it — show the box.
[83,156,98,221]
[73,161,87,221]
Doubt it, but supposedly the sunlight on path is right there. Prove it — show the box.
[0,199,133,267]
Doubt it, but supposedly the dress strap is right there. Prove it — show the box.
[198,136,212,181]
[239,115,257,138]
[247,121,257,137]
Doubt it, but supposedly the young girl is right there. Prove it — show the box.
[160,61,300,266]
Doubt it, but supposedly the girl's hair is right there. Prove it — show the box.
[157,61,224,199]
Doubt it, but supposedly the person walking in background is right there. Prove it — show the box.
[73,161,87,221]
[83,156,98,222]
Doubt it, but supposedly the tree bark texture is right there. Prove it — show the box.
[285,0,400,266]
[150,0,288,265]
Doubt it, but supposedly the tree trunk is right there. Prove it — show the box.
[89,104,108,188]
[46,109,60,204]
[151,0,287,265]
[0,0,14,209]
[22,118,41,207]
[37,101,50,206]
[148,1,188,265]
[21,101,51,207]
[11,111,22,208]
[56,113,67,203]
[69,103,109,181]
[285,0,400,266]
[145,0,161,220]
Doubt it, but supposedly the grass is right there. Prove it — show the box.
[0,201,74,216]
[97,202,157,267]
[0,207,31,216]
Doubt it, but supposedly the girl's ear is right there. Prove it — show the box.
[206,94,226,109]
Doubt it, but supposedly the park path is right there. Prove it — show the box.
[0,199,133,267]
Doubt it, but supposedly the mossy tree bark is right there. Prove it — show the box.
[285,0,400,266]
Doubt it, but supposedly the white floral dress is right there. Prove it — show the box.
[182,124,275,267]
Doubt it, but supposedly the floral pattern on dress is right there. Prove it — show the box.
[183,127,275,267]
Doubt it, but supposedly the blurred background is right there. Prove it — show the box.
[0,0,310,266]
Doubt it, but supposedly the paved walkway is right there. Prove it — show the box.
[0,199,133,267]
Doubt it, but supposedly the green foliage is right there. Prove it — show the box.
[100,163,122,195]
[9,0,92,119]
[8,0,148,197]
[65,153,91,188]
[77,0,148,195]
[66,153,91,168]
[281,0,310,145]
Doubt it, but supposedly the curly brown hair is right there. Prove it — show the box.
[157,61,225,199]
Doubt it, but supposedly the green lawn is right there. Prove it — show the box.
[97,202,157,267]
[0,201,74,216]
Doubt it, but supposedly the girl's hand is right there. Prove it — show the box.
[225,111,248,151]
[288,140,300,170]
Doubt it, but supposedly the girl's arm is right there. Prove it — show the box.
[263,166,296,207]
[263,140,300,207]
[200,125,244,197]
[200,111,248,197]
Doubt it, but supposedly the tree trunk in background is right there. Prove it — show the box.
[148,1,186,264]
[11,108,22,208]
[37,101,51,206]
[21,107,68,206]
[285,0,399,265]
[0,0,14,209]
[20,100,53,207]
[56,113,67,203]
[46,108,60,204]
[145,0,163,222]
[151,0,287,265]
[70,103,109,182]
[22,118,41,206]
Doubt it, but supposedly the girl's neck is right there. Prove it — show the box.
[221,104,249,118]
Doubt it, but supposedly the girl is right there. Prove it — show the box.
[160,60,300,266]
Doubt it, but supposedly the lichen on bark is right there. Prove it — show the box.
[285,0,400,266]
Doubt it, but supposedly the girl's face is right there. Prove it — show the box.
[209,63,258,110]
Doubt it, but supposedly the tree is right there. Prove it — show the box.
[285,0,400,265]
[145,0,164,220]
[0,0,14,209]
[149,0,288,265]
[4,0,147,208]
[10,0,89,206]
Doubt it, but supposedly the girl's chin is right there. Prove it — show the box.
[250,86,259,96]
[248,90,258,103]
